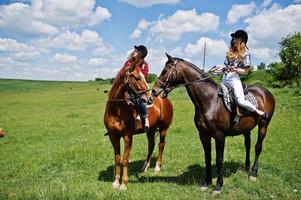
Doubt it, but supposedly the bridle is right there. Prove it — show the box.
[108,71,150,102]
[156,59,210,94]
[126,73,151,98]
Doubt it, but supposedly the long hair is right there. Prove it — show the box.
[226,40,247,62]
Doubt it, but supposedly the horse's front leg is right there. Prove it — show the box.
[199,132,212,191]
[213,134,225,195]
[120,133,133,191]
[109,133,121,189]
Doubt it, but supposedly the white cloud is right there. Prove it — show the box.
[261,0,272,8]
[130,29,142,39]
[11,51,41,62]
[0,37,43,62]
[227,2,256,24]
[130,19,152,39]
[149,9,219,41]
[250,48,279,63]
[0,0,111,36]
[120,0,180,7]
[88,58,106,66]
[185,37,228,59]
[34,29,108,51]
[137,19,151,30]
[53,53,77,64]
[89,6,112,26]
[0,38,35,52]
[145,48,169,74]
[31,0,111,27]
[245,4,301,62]
[0,3,59,36]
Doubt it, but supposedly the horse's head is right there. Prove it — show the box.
[152,53,181,98]
[124,63,153,105]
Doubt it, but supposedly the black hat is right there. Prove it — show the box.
[231,30,248,44]
[134,45,148,58]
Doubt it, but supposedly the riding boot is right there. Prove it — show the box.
[135,115,141,131]
[143,117,150,133]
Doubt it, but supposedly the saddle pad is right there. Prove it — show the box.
[219,83,258,112]
[244,92,258,108]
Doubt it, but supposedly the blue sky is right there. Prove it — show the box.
[0,0,300,81]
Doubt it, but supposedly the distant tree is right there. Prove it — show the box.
[257,62,266,70]
[267,62,288,87]
[147,73,157,83]
[275,32,301,87]
[95,78,104,82]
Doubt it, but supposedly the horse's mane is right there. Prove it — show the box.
[108,65,129,98]
[176,58,218,87]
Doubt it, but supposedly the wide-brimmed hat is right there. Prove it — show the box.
[134,45,148,58]
[231,30,248,44]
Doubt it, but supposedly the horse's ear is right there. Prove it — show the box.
[165,53,174,62]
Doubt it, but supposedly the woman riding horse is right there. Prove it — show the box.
[214,30,268,119]
[104,47,173,191]
[124,45,150,132]
[152,52,275,194]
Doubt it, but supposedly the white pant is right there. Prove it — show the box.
[222,76,257,112]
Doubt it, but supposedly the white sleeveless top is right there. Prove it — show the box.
[222,53,251,82]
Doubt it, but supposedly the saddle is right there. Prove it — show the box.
[218,83,258,125]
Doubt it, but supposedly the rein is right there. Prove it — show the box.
[156,76,210,91]
[157,58,210,92]
[169,77,210,90]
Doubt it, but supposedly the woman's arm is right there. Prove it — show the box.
[228,66,250,75]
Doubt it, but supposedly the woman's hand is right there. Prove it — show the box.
[226,66,236,72]
[228,66,249,75]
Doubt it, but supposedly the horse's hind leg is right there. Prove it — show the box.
[109,133,121,189]
[155,127,167,173]
[141,130,156,172]
[213,134,225,194]
[243,132,251,171]
[250,122,268,181]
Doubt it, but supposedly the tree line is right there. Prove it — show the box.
[256,32,301,88]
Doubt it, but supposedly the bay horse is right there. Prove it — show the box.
[104,57,173,191]
[152,54,275,194]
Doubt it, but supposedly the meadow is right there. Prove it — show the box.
[0,78,300,200]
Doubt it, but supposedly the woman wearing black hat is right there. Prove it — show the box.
[124,45,150,131]
[215,30,268,118]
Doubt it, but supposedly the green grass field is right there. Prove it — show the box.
[0,79,300,200]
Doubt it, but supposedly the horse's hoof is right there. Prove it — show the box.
[141,161,150,172]
[154,165,161,173]
[119,184,127,192]
[249,176,257,182]
[212,189,221,196]
[200,186,209,192]
[112,181,120,189]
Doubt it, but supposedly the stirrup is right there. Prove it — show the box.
[261,112,268,119]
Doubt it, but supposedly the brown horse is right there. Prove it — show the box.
[152,54,275,194]
[104,58,173,191]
